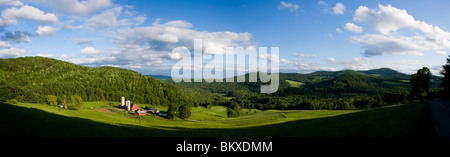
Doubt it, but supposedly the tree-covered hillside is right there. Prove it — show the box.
[281,68,442,96]
[0,57,187,106]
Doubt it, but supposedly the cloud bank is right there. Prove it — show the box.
[350,4,450,57]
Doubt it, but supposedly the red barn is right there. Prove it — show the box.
[135,110,146,115]
[131,104,139,111]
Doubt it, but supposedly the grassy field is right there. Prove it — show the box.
[0,100,430,137]
[285,80,305,88]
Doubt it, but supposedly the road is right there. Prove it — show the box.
[430,98,450,137]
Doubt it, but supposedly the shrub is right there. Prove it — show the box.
[7,99,18,104]
[68,95,83,110]
[177,105,191,120]
[227,108,240,118]
[46,95,57,107]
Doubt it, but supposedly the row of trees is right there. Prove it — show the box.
[409,55,450,100]
[46,94,83,110]
[222,90,411,112]
[441,56,450,98]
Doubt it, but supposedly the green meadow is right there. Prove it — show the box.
[285,80,305,88]
[0,100,430,137]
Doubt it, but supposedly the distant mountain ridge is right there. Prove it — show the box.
[147,75,171,81]
[169,67,442,97]
[281,68,441,96]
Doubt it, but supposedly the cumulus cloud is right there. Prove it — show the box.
[115,19,253,55]
[22,0,112,16]
[0,5,57,26]
[80,47,102,55]
[0,40,11,48]
[36,25,55,36]
[333,2,345,15]
[1,31,32,43]
[67,19,254,75]
[278,1,302,15]
[318,1,345,15]
[0,47,25,58]
[0,0,23,7]
[344,23,363,33]
[350,4,450,57]
[85,7,130,30]
[36,53,54,58]
[335,57,372,70]
[327,57,335,62]
[352,34,426,56]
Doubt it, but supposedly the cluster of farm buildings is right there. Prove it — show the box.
[121,96,167,117]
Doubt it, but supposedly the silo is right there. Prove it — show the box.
[126,100,131,111]
[121,96,125,106]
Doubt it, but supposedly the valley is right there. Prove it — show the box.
[0,100,428,137]
[0,57,442,137]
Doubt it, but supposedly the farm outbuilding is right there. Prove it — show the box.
[131,103,139,111]
[135,110,146,115]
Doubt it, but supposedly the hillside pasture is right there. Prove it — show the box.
[285,80,305,88]
[0,100,430,137]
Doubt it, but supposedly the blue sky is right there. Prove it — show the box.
[1,0,450,76]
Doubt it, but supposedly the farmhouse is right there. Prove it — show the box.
[135,109,147,115]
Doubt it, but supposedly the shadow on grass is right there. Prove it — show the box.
[0,101,431,137]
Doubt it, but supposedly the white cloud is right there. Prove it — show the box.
[327,57,335,62]
[336,57,372,70]
[352,34,426,57]
[333,2,345,15]
[0,5,58,26]
[0,0,23,7]
[115,19,253,55]
[80,47,102,55]
[134,15,146,26]
[336,28,343,33]
[344,23,363,33]
[0,47,25,58]
[36,25,55,36]
[36,53,54,58]
[384,59,443,75]
[1,31,32,43]
[278,1,302,15]
[350,4,450,57]
[280,58,291,64]
[23,0,112,16]
[355,4,414,35]
[85,7,130,30]
[0,40,11,48]
[67,19,254,75]
[318,1,344,15]
[293,53,316,58]
[169,52,183,60]
[318,1,327,6]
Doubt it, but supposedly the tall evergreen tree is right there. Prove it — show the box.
[441,55,450,98]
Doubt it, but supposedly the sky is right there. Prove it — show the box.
[1,0,450,76]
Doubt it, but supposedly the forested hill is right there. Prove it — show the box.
[0,57,187,106]
[282,68,442,96]
[169,67,442,97]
